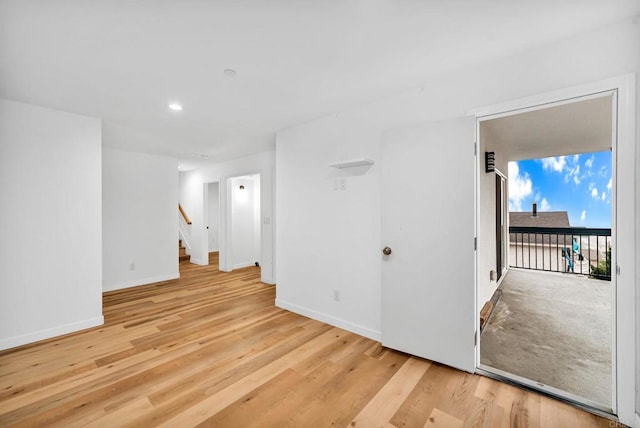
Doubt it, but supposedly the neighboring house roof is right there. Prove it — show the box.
[509,211,574,248]
[509,211,570,228]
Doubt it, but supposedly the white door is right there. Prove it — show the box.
[381,116,476,372]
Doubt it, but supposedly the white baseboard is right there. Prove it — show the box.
[103,273,179,292]
[232,261,257,269]
[190,257,208,266]
[0,315,104,351]
[275,299,381,342]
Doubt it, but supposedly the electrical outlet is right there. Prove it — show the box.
[333,178,347,191]
[333,289,340,302]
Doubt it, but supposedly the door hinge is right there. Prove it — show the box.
[474,237,477,251]
[616,265,621,275]
[474,330,478,346]
[474,142,477,156]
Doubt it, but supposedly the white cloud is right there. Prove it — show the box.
[541,156,566,173]
[607,178,612,190]
[508,161,532,211]
[581,210,586,221]
[584,155,594,169]
[567,165,580,184]
[591,187,598,198]
[601,192,606,201]
[540,197,550,211]
[565,164,581,185]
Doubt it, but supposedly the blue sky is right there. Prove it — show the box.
[508,151,612,228]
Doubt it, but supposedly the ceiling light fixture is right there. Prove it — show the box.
[168,103,183,111]
[223,69,237,78]
[190,152,209,160]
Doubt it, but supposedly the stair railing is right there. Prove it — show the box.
[178,204,192,252]
[178,204,192,225]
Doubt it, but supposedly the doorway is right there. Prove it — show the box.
[228,174,261,270]
[205,181,220,268]
[477,93,616,413]
[379,75,634,422]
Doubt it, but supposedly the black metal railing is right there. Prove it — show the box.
[509,226,611,280]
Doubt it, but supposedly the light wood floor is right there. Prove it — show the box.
[0,254,618,427]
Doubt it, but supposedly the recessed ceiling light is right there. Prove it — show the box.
[168,103,183,111]
[223,69,237,78]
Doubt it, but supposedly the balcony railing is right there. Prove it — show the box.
[509,226,611,280]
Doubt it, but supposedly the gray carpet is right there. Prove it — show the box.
[480,268,612,407]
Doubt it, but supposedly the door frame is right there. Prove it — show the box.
[494,170,507,282]
[201,180,221,267]
[204,181,220,254]
[470,74,635,423]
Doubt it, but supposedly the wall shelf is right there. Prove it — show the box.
[328,158,375,169]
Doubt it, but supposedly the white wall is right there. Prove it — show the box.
[179,151,274,284]
[477,128,509,310]
[276,18,639,425]
[207,182,220,252]
[230,175,260,269]
[102,148,179,291]
[0,99,103,350]
[635,22,640,423]
[276,127,382,338]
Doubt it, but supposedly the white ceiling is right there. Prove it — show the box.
[481,94,614,161]
[1,1,638,168]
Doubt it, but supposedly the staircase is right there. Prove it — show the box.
[178,204,192,263]
[179,240,189,261]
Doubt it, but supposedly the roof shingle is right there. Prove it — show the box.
[509,211,570,228]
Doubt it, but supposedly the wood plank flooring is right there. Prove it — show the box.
[0,254,619,427]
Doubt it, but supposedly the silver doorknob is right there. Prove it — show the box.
[382,246,392,255]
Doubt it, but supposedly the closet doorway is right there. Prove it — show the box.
[228,174,261,270]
